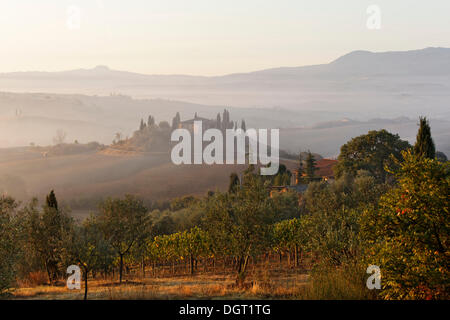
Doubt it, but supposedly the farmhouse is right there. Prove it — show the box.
[270,158,338,200]
[178,113,218,131]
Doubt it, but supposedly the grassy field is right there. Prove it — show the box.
[13,268,310,300]
[10,256,375,300]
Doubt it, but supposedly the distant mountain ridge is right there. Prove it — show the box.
[2,47,450,79]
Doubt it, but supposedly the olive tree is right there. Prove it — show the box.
[97,195,150,283]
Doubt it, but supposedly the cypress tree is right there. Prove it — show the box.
[241,119,246,131]
[46,190,58,211]
[216,113,221,129]
[172,112,181,129]
[147,115,155,127]
[305,151,317,182]
[414,117,435,159]
[296,152,304,184]
[228,173,240,193]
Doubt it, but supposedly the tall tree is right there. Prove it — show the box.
[414,117,436,159]
[46,190,58,211]
[24,191,72,284]
[241,119,246,132]
[222,109,232,129]
[171,112,180,129]
[362,150,449,299]
[148,115,155,127]
[296,152,304,185]
[139,119,146,131]
[304,151,317,182]
[216,113,221,129]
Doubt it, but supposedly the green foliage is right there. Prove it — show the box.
[414,117,436,159]
[362,151,449,299]
[301,173,387,265]
[304,151,317,182]
[204,172,276,283]
[272,218,308,257]
[303,172,387,216]
[304,207,360,266]
[170,196,198,211]
[334,129,411,182]
[149,210,176,235]
[0,196,19,295]
[64,216,113,272]
[63,216,113,299]
[17,191,73,284]
[97,195,151,282]
[271,164,292,186]
[270,190,300,221]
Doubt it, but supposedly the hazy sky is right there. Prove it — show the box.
[1,0,449,75]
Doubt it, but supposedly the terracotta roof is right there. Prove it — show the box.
[281,158,337,178]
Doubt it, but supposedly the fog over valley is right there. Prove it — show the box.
[1,48,449,208]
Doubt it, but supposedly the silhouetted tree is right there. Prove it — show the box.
[296,152,304,184]
[216,113,221,129]
[305,151,317,182]
[222,109,232,129]
[171,112,181,129]
[241,120,246,131]
[148,115,155,127]
[46,190,58,211]
[414,117,436,159]
[228,173,240,193]
[139,119,146,131]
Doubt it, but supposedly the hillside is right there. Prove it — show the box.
[0,143,327,218]
[0,147,250,216]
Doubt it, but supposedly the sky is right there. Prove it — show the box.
[1,0,450,75]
